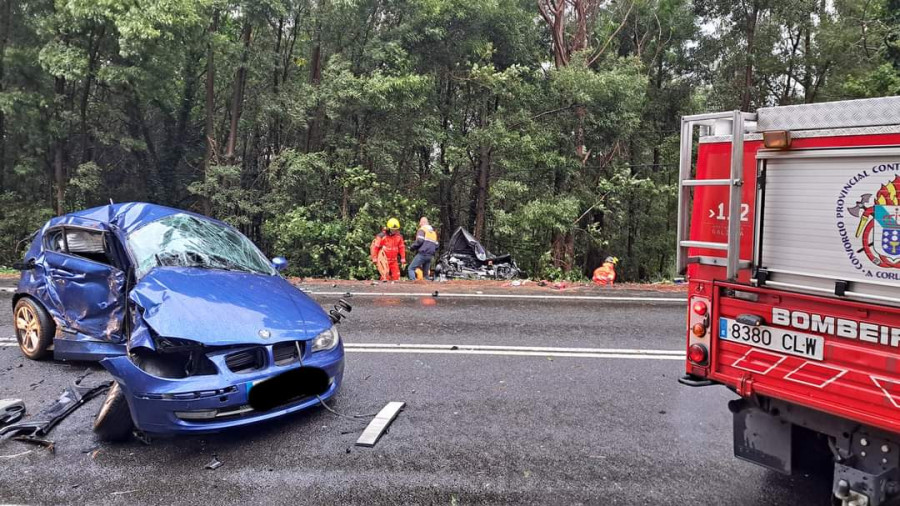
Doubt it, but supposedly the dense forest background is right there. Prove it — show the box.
[0,0,898,280]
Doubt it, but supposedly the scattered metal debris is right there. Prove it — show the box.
[110,490,139,496]
[133,430,152,446]
[205,455,223,470]
[0,399,25,426]
[0,381,111,441]
[355,401,405,448]
[0,450,33,459]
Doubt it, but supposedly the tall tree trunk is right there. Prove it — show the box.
[53,76,66,215]
[305,34,323,152]
[0,0,9,193]
[202,12,219,214]
[472,144,491,241]
[79,25,104,164]
[741,2,759,111]
[438,73,455,246]
[225,21,252,162]
[802,25,813,103]
[161,47,200,203]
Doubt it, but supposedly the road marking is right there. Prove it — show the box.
[344,343,684,360]
[347,348,684,360]
[0,287,14,293]
[344,343,682,355]
[306,291,685,302]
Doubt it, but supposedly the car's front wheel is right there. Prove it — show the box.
[13,298,54,360]
[93,381,135,442]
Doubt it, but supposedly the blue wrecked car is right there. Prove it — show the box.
[11,203,344,441]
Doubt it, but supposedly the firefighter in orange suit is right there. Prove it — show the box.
[370,227,389,281]
[373,218,406,281]
[593,256,619,286]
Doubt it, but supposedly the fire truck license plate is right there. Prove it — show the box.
[718,318,824,361]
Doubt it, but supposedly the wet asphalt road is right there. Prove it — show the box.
[0,288,833,505]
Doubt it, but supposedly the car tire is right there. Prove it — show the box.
[13,298,54,360]
[93,382,135,442]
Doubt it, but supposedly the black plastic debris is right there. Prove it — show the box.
[435,228,522,280]
[0,399,25,426]
[0,381,111,441]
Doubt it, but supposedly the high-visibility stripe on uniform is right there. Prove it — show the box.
[419,225,438,244]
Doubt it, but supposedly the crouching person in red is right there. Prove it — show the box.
[593,256,619,286]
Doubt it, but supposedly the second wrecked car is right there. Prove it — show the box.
[12,203,344,441]
[436,227,522,280]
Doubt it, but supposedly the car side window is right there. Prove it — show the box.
[46,227,116,266]
[45,229,66,253]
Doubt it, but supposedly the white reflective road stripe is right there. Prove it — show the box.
[344,343,684,360]
[306,291,685,302]
[344,343,681,355]
[0,287,14,293]
[346,348,684,360]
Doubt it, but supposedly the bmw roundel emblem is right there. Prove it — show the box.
[258,329,271,339]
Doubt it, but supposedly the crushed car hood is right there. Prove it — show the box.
[129,267,332,346]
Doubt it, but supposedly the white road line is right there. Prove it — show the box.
[347,348,684,360]
[0,287,14,293]
[0,343,17,347]
[343,343,682,355]
[344,343,684,360]
[306,291,685,302]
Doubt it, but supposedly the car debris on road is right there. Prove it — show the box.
[0,399,25,426]
[0,382,110,442]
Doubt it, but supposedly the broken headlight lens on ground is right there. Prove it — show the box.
[311,326,340,352]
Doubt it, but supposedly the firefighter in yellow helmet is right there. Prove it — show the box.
[592,256,619,286]
[371,218,406,281]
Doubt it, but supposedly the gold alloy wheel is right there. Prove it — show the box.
[15,304,41,354]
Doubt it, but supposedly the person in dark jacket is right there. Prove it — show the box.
[408,217,439,280]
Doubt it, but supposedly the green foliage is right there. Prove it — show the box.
[0,0,895,281]
[0,193,53,266]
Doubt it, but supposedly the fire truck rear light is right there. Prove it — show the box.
[692,301,708,315]
[688,344,708,365]
[763,130,791,149]
[692,323,707,337]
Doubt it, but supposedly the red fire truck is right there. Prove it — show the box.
[677,97,900,506]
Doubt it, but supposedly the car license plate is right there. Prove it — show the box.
[719,318,824,361]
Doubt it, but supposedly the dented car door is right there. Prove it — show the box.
[41,225,126,342]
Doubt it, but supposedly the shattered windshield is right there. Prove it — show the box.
[127,214,276,278]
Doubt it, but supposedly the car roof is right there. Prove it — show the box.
[48,202,226,234]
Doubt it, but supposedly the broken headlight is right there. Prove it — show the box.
[311,326,340,352]
[132,337,217,378]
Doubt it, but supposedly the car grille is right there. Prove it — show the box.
[225,347,266,373]
[273,341,302,366]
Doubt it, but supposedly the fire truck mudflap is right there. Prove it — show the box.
[676,97,900,506]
